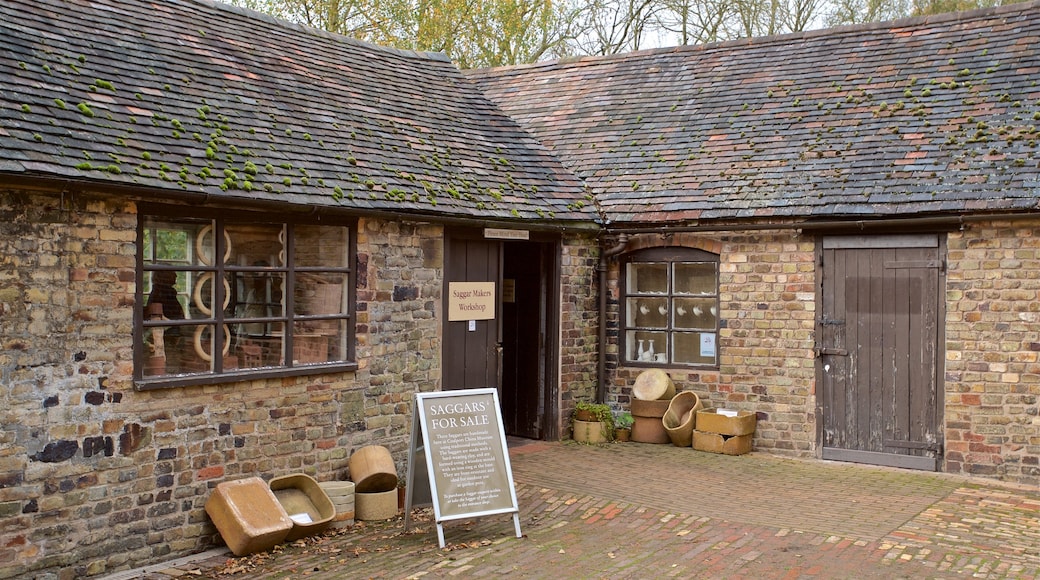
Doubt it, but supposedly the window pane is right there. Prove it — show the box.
[674,298,717,330]
[626,297,668,328]
[627,262,668,294]
[227,223,285,268]
[143,217,208,266]
[294,273,347,316]
[673,262,716,295]
[145,271,187,322]
[177,324,232,374]
[295,225,350,268]
[235,323,285,369]
[291,327,332,365]
[192,222,229,267]
[625,330,667,363]
[141,320,188,377]
[188,272,231,319]
[230,272,286,327]
[674,331,716,365]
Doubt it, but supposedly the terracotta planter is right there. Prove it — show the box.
[573,409,598,422]
[614,428,631,442]
[630,398,670,444]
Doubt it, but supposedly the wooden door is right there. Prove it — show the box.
[443,234,500,391]
[818,235,944,470]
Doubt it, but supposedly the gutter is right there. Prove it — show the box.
[596,233,629,403]
[604,211,1040,235]
[6,173,603,234]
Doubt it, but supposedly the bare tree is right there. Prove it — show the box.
[570,0,663,55]
[656,0,731,45]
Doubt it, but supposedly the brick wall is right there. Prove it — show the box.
[604,227,1039,486]
[559,235,600,430]
[945,219,1040,484]
[603,231,818,454]
[0,191,443,578]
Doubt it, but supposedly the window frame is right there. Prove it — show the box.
[620,246,720,369]
[133,204,358,390]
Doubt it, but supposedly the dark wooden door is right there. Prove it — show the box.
[818,235,944,471]
[443,234,500,391]
[501,242,548,439]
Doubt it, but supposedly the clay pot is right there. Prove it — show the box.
[662,391,703,447]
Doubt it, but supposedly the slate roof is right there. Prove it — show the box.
[0,0,595,227]
[469,2,1040,226]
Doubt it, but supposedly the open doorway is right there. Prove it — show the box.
[501,240,559,440]
[442,230,560,441]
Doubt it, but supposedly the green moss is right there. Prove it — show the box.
[95,79,115,91]
[76,102,94,117]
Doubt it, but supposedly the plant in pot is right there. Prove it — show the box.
[614,411,634,442]
[571,401,615,444]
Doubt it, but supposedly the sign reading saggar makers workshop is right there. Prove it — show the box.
[447,282,496,321]
[404,389,521,548]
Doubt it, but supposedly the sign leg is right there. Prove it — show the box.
[437,523,446,549]
[513,513,522,538]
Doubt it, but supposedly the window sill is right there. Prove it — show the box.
[134,362,359,391]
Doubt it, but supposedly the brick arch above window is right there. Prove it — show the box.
[621,233,723,255]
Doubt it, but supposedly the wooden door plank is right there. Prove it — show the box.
[865,246,881,455]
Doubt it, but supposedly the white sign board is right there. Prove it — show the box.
[404,389,521,547]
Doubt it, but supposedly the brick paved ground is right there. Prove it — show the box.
[103,441,1039,580]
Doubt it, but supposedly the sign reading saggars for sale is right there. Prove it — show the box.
[403,389,521,548]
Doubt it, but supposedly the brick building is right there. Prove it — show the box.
[1,0,1037,577]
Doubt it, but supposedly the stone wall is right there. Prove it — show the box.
[603,231,818,454]
[0,190,443,579]
[945,219,1040,484]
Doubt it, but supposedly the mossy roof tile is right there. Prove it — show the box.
[0,0,593,226]
[470,2,1040,225]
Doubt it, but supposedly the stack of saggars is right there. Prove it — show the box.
[349,445,400,520]
[317,480,356,528]
[629,369,675,443]
[693,409,757,455]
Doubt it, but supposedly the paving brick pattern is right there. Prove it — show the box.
[105,442,1039,580]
